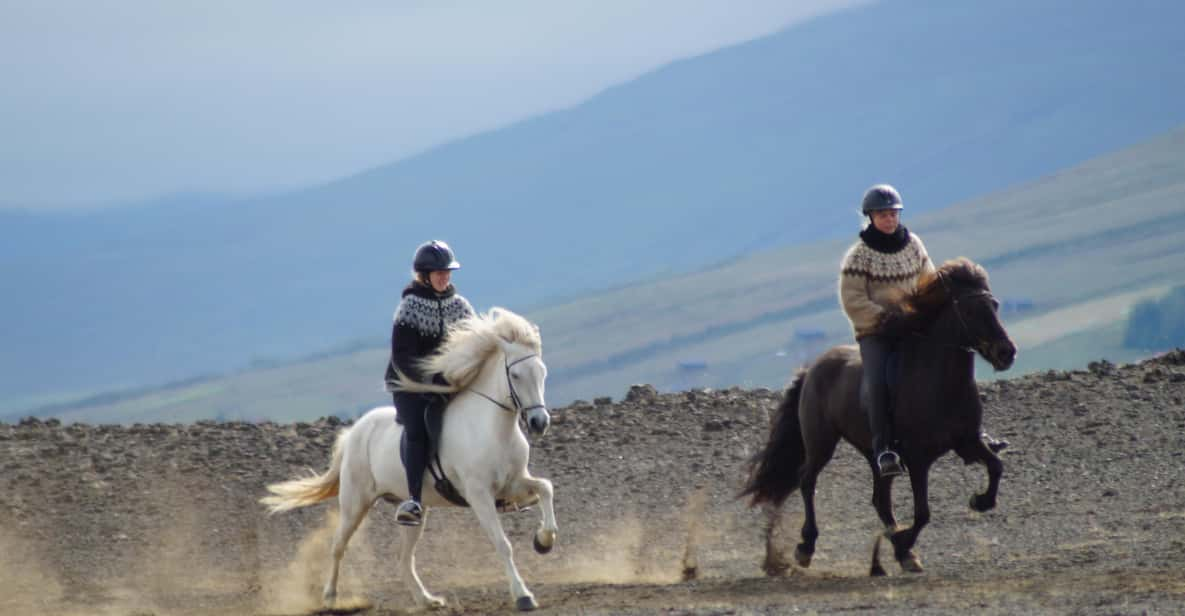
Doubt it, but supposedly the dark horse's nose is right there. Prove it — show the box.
[994,340,1017,371]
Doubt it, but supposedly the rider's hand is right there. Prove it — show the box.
[877,308,909,337]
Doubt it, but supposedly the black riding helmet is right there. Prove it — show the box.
[413,240,461,273]
[861,184,904,215]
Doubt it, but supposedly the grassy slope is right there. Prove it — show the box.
[32,126,1185,423]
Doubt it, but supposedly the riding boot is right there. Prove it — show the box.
[868,389,904,478]
[398,436,428,526]
[871,420,904,478]
[394,392,432,526]
[395,499,423,526]
[859,335,903,478]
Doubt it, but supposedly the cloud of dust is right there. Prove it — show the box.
[0,527,65,614]
[681,487,708,577]
[256,510,336,614]
[0,515,236,616]
[546,513,676,585]
[257,508,369,614]
[84,481,276,616]
[31,475,354,616]
[541,493,725,587]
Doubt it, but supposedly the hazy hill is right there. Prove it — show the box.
[32,124,1185,424]
[5,0,1185,410]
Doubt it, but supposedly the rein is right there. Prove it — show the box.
[469,353,545,417]
[931,272,996,353]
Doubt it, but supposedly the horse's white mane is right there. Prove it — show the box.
[398,307,542,392]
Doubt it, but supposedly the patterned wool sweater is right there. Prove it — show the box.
[838,228,935,339]
[385,281,475,391]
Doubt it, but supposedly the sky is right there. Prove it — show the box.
[0,0,864,208]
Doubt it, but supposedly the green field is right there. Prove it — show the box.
[27,126,1185,424]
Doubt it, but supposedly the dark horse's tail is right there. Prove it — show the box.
[740,368,807,507]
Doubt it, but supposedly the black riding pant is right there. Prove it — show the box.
[394,391,432,502]
[859,334,896,455]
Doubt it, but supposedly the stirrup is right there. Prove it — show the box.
[983,433,1010,454]
[876,451,905,478]
[395,500,423,526]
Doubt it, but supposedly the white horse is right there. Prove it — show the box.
[261,308,558,612]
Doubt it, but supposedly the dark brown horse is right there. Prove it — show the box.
[741,257,1016,576]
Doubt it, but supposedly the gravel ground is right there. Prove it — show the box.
[2,350,1184,615]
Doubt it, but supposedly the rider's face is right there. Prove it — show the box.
[871,209,900,234]
[429,270,452,293]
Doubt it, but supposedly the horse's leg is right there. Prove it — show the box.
[465,481,538,611]
[870,468,898,530]
[794,427,840,569]
[890,458,932,573]
[795,467,820,568]
[762,502,791,576]
[515,475,558,554]
[956,439,1003,512]
[323,483,373,606]
[867,460,898,577]
[398,508,445,609]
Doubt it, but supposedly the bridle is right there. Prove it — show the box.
[936,272,997,354]
[470,353,546,417]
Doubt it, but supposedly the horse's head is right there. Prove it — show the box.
[908,258,1017,371]
[499,337,550,436]
[416,307,550,433]
[483,308,550,435]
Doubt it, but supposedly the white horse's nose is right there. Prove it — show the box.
[528,411,550,436]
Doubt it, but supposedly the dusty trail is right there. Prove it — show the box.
[2,351,1184,615]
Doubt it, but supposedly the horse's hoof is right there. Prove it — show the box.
[870,563,887,577]
[682,566,698,581]
[411,593,446,610]
[533,532,554,554]
[516,595,539,611]
[793,544,813,568]
[762,554,791,577]
[970,493,996,512]
[899,552,924,573]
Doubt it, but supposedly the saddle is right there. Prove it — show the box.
[396,394,535,513]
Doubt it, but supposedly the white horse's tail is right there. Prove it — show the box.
[260,428,349,514]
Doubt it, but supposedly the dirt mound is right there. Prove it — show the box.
[3,351,1184,614]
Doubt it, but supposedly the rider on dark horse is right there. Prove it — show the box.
[385,240,475,526]
[840,184,1007,478]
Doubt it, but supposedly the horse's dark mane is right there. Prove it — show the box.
[896,257,990,328]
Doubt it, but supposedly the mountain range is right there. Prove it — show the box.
[4,0,1185,412]
[28,122,1185,423]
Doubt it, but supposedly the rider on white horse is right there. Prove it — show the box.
[384,240,475,526]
